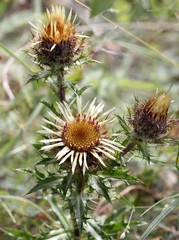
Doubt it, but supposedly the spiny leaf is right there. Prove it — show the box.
[78,85,92,96]
[27,69,53,84]
[116,115,131,135]
[90,176,111,202]
[36,157,56,166]
[40,100,59,115]
[74,54,101,65]
[61,173,74,198]
[101,169,141,182]
[26,175,62,194]
[137,141,151,163]
[35,167,46,180]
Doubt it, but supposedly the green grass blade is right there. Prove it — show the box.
[47,196,71,239]
[0,195,54,223]
[0,42,33,72]
[140,198,179,240]
[0,199,16,223]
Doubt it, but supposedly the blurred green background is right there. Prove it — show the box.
[0,0,179,239]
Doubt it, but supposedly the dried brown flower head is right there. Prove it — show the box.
[31,6,86,67]
[129,93,172,140]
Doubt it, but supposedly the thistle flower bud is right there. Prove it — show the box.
[129,93,172,140]
[30,6,86,68]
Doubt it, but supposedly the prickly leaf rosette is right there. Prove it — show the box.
[31,6,85,67]
[39,97,122,174]
[129,93,172,141]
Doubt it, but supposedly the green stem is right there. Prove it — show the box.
[57,69,65,102]
[121,141,136,156]
[71,171,86,239]
[70,205,81,239]
[76,172,85,194]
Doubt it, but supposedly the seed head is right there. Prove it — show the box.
[30,6,86,67]
[129,93,172,140]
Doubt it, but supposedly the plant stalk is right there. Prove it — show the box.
[70,205,81,239]
[57,69,65,102]
[121,142,136,156]
[70,171,86,239]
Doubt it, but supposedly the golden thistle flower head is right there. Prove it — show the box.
[31,6,86,67]
[39,96,122,174]
[129,93,172,140]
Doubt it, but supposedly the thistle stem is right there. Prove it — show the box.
[121,142,136,156]
[70,171,86,239]
[76,172,85,194]
[70,205,81,239]
[57,69,65,102]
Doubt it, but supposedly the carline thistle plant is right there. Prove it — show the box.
[26,5,177,240]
